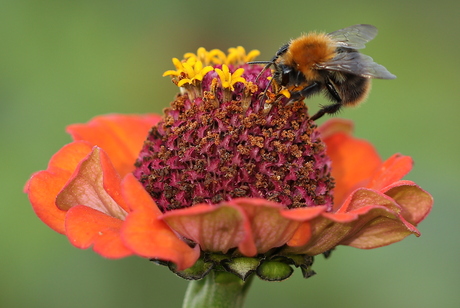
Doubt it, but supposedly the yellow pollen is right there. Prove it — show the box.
[279,89,291,98]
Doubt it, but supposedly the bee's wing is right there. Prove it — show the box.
[328,24,378,49]
[317,52,396,79]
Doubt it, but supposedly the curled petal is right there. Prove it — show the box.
[382,180,433,225]
[25,140,137,258]
[234,198,304,253]
[67,114,161,176]
[25,141,94,233]
[56,147,128,219]
[286,188,424,255]
[335,187,400,214]
[334,188,421,249]
[54,146,131,257]
[162,198,312,257]
[339,216,417,250]
[161,202,256,256]
[66,205,132,258]
[121,174,200,271]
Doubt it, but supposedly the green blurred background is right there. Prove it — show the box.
[2,0,458,307]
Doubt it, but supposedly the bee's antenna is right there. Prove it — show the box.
[247,61,276,104]
[247,61,273,82]
[247,44,288,102]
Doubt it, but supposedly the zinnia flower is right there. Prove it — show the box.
[25,46,432,283]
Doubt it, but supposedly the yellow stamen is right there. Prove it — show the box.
[226,46,260,65]
[184,48,227,66]
[215,64,246,90]
[164,46,259,89]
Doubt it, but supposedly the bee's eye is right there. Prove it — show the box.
[281,71,290,85]
[282,67,293,75]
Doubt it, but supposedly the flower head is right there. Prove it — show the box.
[25,46,432,280]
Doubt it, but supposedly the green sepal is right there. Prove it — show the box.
[256,260,293,281]
[300,265,316,279]
[169,258,215,280]
[222,257,261,281]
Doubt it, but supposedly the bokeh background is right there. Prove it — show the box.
[2,0,458,307]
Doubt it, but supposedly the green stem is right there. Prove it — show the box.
[182,271,254,308]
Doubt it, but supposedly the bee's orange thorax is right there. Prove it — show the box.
[284,33,336,80]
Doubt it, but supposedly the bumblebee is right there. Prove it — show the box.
[249,24,396,120]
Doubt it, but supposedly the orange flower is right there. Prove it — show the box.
[25,115,200,270]
[24,114,432,274]
[25,47,432,279]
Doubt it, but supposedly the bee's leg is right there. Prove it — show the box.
[310,103,343,121]
[324,79,342,102]
[291,82,321,101]
[310,80,343,120]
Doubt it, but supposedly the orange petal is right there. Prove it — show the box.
[317,118,354,139]
[280,206,327,247]
[366,154,413,190]
[66,205,132,258]
[320,119,382,208]
[287,222,312,247]
[67,114,161,176]
[121,174,200,270]
[56,147,128,220]
[286,188,421,255]
[339,214,417,249]
[25,141,94,234]
[161,202,256,256]
[233,198,304,253]
[383,180,433,225]
[335,187,401,214]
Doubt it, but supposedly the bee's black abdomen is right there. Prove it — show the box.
[331,72,370,106]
